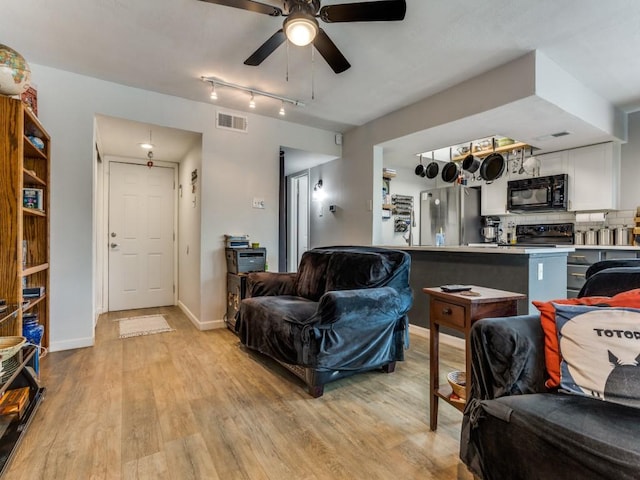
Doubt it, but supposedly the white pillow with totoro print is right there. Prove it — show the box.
[554,303,640,409]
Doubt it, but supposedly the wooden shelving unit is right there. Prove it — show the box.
[0,96,48,473]
[382,171,395,212]
[451,141,531,162]
[0,96,50,346]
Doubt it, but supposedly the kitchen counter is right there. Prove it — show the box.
[573,245,640,250]
[400,245,575,255]
[393,245,570,330]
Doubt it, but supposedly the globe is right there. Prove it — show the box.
[0,44,31,96]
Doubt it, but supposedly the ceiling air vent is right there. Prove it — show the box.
[216,111,248,133]
[551,131,571,138]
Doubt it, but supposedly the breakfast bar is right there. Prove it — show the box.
[398,245,574,329]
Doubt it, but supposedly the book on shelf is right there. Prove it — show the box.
[22,188,44,210]
[23,286,45,298]
[0,387,30,417]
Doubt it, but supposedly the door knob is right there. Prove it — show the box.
[110,243,119,248]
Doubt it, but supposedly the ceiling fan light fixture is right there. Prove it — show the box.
[284,14,318,47]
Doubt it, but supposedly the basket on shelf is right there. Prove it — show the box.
[0,336,26,363]
[447,370,467,400]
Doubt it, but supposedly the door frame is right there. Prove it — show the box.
[101,157,179,312]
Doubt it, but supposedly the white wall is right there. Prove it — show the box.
[308,159,347,248]
[178,140,202,322]
[620,111,640,211]
[32,63,340,351]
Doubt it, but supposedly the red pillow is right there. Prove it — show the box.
[533,289,640,389]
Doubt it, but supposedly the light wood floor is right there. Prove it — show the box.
[4,306,474,480]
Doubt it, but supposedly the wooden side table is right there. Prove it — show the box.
[423,286,526,431]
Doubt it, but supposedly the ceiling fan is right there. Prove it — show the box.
[198,0,407,74]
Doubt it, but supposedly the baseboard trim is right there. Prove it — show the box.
[49,337,94,353]
[409,324,465,350]
[178,301,224,331]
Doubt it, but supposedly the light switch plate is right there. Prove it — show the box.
[537,263,544,280]
[252,197,265,209]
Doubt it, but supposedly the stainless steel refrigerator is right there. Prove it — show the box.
[419,186,482,246]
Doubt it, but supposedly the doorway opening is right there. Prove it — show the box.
[280,146,338,272]
[94,114,202,316]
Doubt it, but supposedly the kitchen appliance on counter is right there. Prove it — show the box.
[507,174,568,212]
[614,226,633,246]
[598,227,613,246]
[419,186,482,246]
[515,223,574,245]
[584,229,598,245]
[481,216,502,243]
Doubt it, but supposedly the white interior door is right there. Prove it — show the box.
[288,173,309,271]
[108,162,175,311]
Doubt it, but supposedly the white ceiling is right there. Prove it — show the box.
[96,114,201,162]
[4,0,640,164]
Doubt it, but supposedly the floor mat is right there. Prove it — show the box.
[117,314,175,339]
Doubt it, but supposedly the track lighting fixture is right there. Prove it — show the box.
[201,76,305,116]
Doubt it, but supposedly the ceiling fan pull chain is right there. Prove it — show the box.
[286,40,290,82]
[311,45,315,100]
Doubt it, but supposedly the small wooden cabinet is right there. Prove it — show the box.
[423,286,525,431]
[226,273,247,332]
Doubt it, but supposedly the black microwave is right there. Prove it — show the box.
[507,174,568,212]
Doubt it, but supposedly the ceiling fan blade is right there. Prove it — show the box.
[244,29,286,66]
[319,0,406,23]
[198,0,282,16]
[313,29,351,74]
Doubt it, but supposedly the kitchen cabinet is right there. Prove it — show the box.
[522,143,620,212]
[603,250,639,260]
[566,247,639,297]
[480,174,508,215]
[567,143,620,211]
[537,150,568,176]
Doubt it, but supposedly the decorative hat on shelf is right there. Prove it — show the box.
[0,44,31,96]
